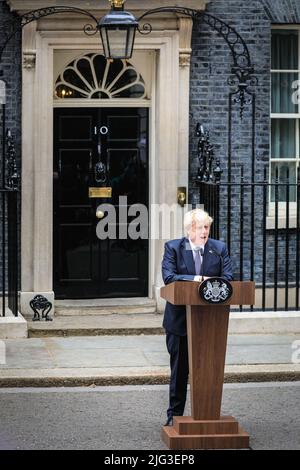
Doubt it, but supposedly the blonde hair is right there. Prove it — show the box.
[184,209,213,235]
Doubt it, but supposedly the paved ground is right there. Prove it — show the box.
[0,382,299,450]
[0,333,300,386]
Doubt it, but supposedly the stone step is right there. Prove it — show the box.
[27,313,164,337]
[24,309,300,338]
[0,311,28,339]
[54,298,157,316]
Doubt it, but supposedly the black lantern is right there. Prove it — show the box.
[98,0,138,60]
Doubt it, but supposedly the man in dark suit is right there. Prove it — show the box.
[161,208,233,426]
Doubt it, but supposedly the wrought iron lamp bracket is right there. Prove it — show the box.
[137,7,257,119]
[0,3,257,190]
[0,5,257,118]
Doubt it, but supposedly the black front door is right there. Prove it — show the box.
[53,108,148,298]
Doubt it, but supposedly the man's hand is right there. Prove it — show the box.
[193,276,211,282]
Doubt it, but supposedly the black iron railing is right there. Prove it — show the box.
[1,129,19,317]
[198,165,300,311]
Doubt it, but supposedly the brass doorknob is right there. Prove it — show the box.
[96,209,105,219]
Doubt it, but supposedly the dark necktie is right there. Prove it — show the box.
[194,248,202,276]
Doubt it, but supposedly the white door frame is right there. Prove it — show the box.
[19,19,193,315]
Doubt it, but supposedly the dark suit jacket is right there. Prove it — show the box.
[162,237,233,336]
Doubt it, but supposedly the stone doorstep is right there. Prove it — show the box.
[55,306,157,316]
[22,298,157,319]
[28,328,165,338]
[26,311,300,337]
[55,298,156,307]
[27,313,163,337]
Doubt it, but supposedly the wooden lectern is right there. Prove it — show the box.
[161,280,255,450]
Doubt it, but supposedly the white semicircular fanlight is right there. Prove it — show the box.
[55,53,146,99]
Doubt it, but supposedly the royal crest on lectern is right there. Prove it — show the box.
[198,277,233,304]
